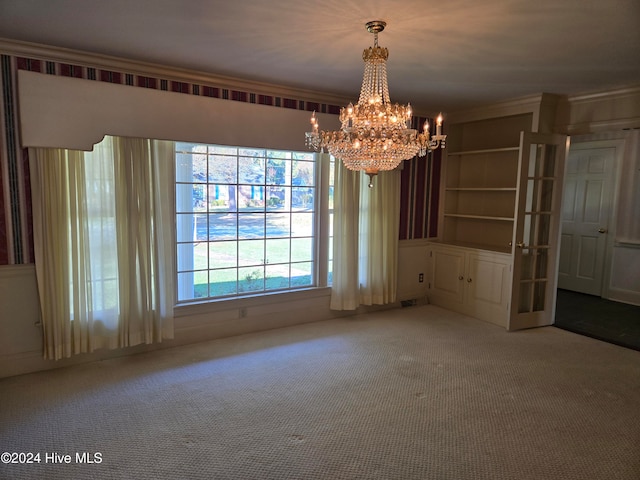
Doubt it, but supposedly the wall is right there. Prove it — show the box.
[558,87,640,305]
[567,130,640,306]
[0,40,435,378]
[2,38,637,377]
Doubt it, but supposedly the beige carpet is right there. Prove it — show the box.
[1,305,639,480]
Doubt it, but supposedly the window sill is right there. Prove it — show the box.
[173,287,332,318]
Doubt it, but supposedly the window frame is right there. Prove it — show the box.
[174,143,331,305]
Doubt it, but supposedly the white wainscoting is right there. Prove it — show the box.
[397,239,430,302]
[0,265,43,371]
[608,244,640,306]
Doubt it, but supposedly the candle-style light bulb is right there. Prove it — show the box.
[436,113,443,136]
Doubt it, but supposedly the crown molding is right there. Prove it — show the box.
[444,93,551,125]
[566,84,640,104]
[0,37,351,108]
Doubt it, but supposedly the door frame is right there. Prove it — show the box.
[558,138,624,301]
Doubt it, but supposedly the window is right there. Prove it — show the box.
[176,143,329,302]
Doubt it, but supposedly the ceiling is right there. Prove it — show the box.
[1,0,639,114]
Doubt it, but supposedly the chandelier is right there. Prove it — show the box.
[305,20,446,187]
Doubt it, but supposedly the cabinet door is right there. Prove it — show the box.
[429,247,465,305]
[509,132,568,331]
[466,253,511,327]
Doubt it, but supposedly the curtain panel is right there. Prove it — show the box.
[29,136,175,360]
[330,161,400,310]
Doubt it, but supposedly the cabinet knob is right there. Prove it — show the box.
[458,275,464,281]
[516,241,526,249]
[598,227,608,234]
[467,278,472,283]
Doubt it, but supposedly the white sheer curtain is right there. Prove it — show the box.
[330,162,361,310]
[330,161,401,310]
[359,169,401,305]
[30,136,175,360]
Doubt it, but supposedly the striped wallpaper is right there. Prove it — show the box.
[0,52,438,265]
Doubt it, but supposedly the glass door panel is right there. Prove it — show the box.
[509,133,568,330]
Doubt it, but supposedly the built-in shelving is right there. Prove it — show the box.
[437,113,534,253]
[429,99,568,330]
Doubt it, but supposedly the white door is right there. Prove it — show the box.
[508,132,568,331]
[557,145,615,295]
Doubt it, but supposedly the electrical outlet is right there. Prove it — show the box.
[418,273,424,283]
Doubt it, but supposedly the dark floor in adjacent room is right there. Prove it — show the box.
[555,289,640,351]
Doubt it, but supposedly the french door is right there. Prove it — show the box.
[508,132,568,331]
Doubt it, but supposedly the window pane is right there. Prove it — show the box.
[266,238,290,264]
[291,262,313,287]
[292,152,314,161]
[209,213,237,241]
[266,213,290,238]
[209,145,237,156]
[238,266,264,293]
[292,160,314,186]
[177,142,207,154]
[177,242,208,271]
[267,150,290,160]
[291,237,313,262]
[238,239,264,267]
[239,156,265,185]
[210,241,237,269]
[177,270,209,301]
[175,153,194,182]
[177,243,193,271]
[209,268,237,297]
[177,272,197,301]
[267,159,287,185]
[240,148,265,157]
[176,184,195,213]
[191,214,208,241]
[208,155,237,183]
[208,184,236,212]
[176,214,195,242]
[291,213,313,237]
[178,184,207,212]
[238,185,265,210]
[292,187,314,211]
[238,213,265,239]
[193,271,209,298]
[266,186,288,210]
[184,153,208,183]
[265,264,289,290]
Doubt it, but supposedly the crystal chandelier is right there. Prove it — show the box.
[306,20,446,187]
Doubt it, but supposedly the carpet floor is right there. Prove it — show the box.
[1,305,639,480]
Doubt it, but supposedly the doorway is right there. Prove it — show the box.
[557,143,617,296]
[553,139,639,348]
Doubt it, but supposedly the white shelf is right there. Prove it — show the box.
[446,187,517,192]
[447,146,520,156]
[444,213,515,222]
